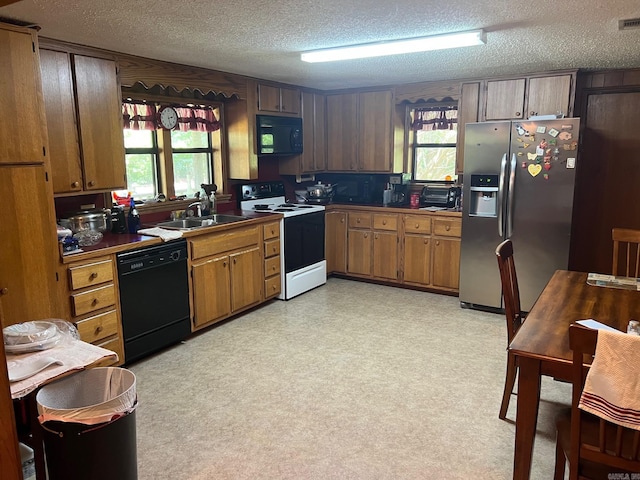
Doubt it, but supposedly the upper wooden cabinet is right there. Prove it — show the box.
[257,83,301,115]
[483,72,576,121]
[456,82,481,174]
[0,26,48,165]
[40,50,126,193]
[279,92,326,175]
[326,89,395,173]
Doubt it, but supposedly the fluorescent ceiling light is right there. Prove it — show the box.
[301,29,486,63]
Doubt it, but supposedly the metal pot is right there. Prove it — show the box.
[61,209,110,233]
[306,182,336,199]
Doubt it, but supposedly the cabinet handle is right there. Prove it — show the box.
[445,225,451,231]
[223,261,227,267]
[91,298,99,306]
[95,326,103,334]
[374,234,378,239]
[88,180,96,187]
[340,218,345,223]
[424,239,429,244]
[357,218,361,223]
[272,266,276,271]
[436,240,440,246]
[272,284,277,291]
[364,233,368,238]
[0,287,8,295]
[415,223,420,229]
[89,272,98,280]
[233,258,237,264]
[530,111,536,116]
[515,112,521,117]
[382,220,387,225]
[72,181,80,188]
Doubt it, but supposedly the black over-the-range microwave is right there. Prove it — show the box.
[256,114,303,155]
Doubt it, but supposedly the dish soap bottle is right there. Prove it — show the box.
[200,188,210,216]
[127,197,141,233]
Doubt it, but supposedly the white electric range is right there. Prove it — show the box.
[239,182,326,300]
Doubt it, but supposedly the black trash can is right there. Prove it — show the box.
[36,367,137,480]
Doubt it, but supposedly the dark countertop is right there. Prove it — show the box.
[326,203,462,217]
[60,210,282,264]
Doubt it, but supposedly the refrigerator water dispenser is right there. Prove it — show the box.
[469,174,498,217]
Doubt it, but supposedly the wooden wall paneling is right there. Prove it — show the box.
[569,91,640,274]
[394,79,461,103]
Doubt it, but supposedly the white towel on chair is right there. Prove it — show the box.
[137,227,184,242]
[579,328,640,430]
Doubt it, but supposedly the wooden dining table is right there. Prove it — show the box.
[508,269,640,480]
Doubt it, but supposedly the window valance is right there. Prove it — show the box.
[122,101,221,132]
[411,106,458,131]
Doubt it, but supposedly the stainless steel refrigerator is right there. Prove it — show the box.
[459,118,580,312]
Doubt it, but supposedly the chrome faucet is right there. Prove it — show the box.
[184,202,202,218]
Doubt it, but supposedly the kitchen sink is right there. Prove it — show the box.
[156,214,248,231]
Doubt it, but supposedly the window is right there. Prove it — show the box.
[410,104,458,182]
[121,101,221,201]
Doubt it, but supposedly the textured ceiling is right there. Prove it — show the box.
[2,0,640,90]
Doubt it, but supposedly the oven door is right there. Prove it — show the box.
[284,211,325,273]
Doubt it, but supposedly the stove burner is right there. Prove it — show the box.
[297,205,313,208]
[273,208,295,212]
[253,205,272,210]
[278,203,296,207]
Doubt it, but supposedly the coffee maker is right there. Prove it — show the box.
[388,173,411,206]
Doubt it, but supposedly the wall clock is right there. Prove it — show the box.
[159,106,178,130]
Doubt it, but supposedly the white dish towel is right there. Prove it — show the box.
[137,227,184,242]
[579,328,640,430]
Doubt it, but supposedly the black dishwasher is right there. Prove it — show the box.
[117,239,190,364]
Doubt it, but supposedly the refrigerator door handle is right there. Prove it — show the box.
[507,153,517,238]
[498,153,507,237]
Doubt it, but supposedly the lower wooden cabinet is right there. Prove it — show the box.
[65,255,124,365]
[328,206,461,293]
[262,221,282,299]
[326,211,347,273]
[190,225,263,330]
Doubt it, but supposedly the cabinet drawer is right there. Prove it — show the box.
[96,336,123,366]
[264,239,281,258]
[373,214,398,231]
[191,226,259,260]
[69,259,113,290]
[433,218,461,237]
[75,309,118,343]
[265,275,281,298]
[348,212,372,228]
[404,215,432,234]
[265,255,281,277]
[71,284,116,316]
[263,222,280,240]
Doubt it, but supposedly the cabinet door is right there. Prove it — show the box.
[230,248,262,312]
[0,165,61,327]
[372,231,398,280]
[73,55,126,190]
[0,27,48,164]
[326,93,358,171]
[257,84,281,113]
[485,78,526,120]
[279,87,300,115]
[456,82,480,174]
[326,211,347,273]
[403,234,431,285]
[347,229,372,276]
[313,93,327,171]
[39,49,83,193]
[358,90,393,172]
[192,256,231,327]
[526,75,572,118]
[432,237,461,290]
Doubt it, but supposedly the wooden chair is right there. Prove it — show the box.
[495,239,525,420]
[554,325,640,479]
[612,228,640,277]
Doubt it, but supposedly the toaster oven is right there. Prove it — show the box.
[420,184,461,208]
